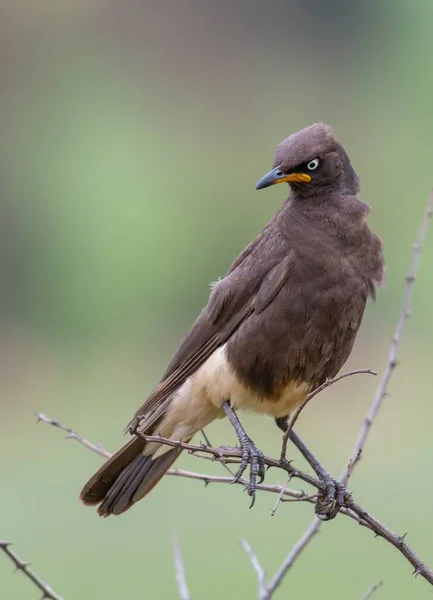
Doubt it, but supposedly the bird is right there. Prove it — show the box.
[80,122,384,517]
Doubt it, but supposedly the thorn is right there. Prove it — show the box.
[413,567,422,577]
[397,532,408,544]
[203,479,209,487]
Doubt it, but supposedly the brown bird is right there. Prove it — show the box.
[80,122,384,517]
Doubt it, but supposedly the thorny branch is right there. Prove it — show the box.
[3,194,431,599]
[36,412,320,490]
[280,369,376,461]
[0,540,64,600]
[36,413,110,459]
[36,407,433,589]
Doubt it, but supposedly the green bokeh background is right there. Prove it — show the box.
[1,1,433,598]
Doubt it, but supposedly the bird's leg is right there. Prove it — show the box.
[275,418,347,520]
[222,401,265,507]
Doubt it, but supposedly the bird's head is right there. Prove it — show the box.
[256,123,359,196]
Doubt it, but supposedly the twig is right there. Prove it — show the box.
[271,474,292,516]
[36,412,110,459]
[342,448,362,488]
[34,414,319,501]
[37,412,433,586]
[241,540,266,598]
[361,580,383,600]
[38,409,433,586]
[342,193,433,484]
[128,433,322,490]
[280,369,376,460]
[168,469,309,501]
[0,540,64,600]
[35,413,320,490]
[262,520,321,600]
[264,195,433,596]
[349,502,433,584]
[172,533,191,600]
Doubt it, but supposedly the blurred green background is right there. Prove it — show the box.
[1,0,433,598]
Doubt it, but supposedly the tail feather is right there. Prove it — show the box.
[79,437,182,516]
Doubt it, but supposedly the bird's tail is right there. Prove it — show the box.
[79,435,183,517]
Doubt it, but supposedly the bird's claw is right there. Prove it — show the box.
[231,436,265,508]
[315,476,350,521]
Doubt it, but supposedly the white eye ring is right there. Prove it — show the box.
[307,158,320,171]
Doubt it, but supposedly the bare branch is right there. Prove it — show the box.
[133,433,322,491]
[271,474,292,516]
[36,413,110,459]
[168,469,309,501]
[263,519,321,599]
[280,369,376,460]
[342,193,433,483]
[0,539,64,600]
[37,411,433,587]
[35,413,318,490]
[361,580,383,600]
[341,448,362,489]
[172,533,191,600]
[349,503,433,585]
[35,413,319,496]
[241,540,266,598]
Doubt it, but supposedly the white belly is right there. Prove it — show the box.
[145,344,310,458]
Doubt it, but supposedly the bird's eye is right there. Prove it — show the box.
[275,169,284,177]
[306,158,320,171]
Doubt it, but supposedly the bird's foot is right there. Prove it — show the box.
[315,476,351,521]
[231,435,265,508]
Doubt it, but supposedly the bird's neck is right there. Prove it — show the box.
[276,191,371,239]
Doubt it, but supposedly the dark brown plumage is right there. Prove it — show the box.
[80,122,384,516]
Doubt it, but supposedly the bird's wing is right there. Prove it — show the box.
[132,228,291,428]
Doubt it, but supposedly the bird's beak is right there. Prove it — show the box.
[255,167,312,190]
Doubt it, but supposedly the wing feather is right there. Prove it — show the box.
[132,226,291,426]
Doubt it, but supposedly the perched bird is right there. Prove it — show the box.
[80,122,384,516]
